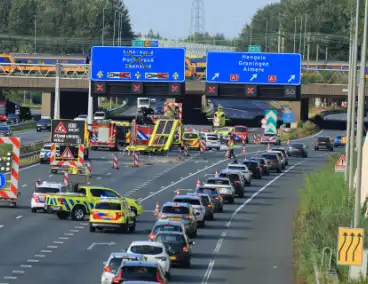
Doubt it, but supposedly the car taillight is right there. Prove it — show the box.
[156,271,165,284]
[215,197,220,200]
[114,212,124,220]
[158,213,167,219]
[207,204,212,208]
[57,197,64,205]
[185,215,193,220]
[103,266,112,272]
[264,164,268,167]
[112,270,122,283]
[183,246,189,252]
[235,180,240,184]
[92,212,100,219]
[149,233,156,240]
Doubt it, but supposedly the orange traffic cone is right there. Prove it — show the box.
[176,189,180,195]
[215,170,219,176]
[196,177,201,188]
[242,144,246,154]
[267,143,270,150]
[153,201,160,216]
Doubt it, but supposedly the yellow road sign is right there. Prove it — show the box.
[337,227,364,266]
[342,136,347,144]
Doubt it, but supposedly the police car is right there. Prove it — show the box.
[40,143,60,164]
[31,181,67,212]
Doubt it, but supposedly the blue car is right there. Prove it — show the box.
[334,136,346,147]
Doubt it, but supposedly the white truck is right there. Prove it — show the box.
[137,97,151,113]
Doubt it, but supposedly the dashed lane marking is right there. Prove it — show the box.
[64,233,74,236]
[75,226,84,229]
[40,250,52,253]
[20,265,32,268]
[12,271,24,274]
[16,215,22,219]
[53,241,63,244]
[4,276,16,280]
[70,229,79,232]
[27,260,39,263]
[47,246,57,249]
[34,255,45,258]
[0,225,4,229]
[59,237,69,240]
[21,184,27,188]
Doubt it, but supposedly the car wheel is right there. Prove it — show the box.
[31,208,37,213]
[219,206,224,212]
[71,206,86,221]
[229,197,235,204]
[191,229,197,238]
[277,168,282,173]
[129,217,136,233]
[89,224,95,232]
[209,213,214,221]
[246,179,251,186]
[183,259,191,268]
[198,220,205,228]
[314,147,318,151]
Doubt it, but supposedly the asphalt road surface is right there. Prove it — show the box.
[324,112,368,122]
[0,128,344,284]
[15,129,50,145]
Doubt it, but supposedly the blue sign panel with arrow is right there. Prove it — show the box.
[0,172,6,189]
[91,46,185,83]
[283,112,295,123]
[206,52,301,85]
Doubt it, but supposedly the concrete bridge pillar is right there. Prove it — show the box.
[201,94,207,109]
[41,92,54,118]
[315,97,322,108]
[290,98,309,122]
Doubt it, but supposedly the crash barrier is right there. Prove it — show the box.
[252,134,261,144]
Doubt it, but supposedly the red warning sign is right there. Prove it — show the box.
[335,154,346,172]
[230,74,239,81]
[60,147,74,159]
[54,121,67,134]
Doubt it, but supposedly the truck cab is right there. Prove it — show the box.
[137,97,151,113]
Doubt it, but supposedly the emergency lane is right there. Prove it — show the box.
[0,129,342,284]
[15,129,50,145]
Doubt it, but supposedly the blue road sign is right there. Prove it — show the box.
[283,112,295,123]
[91,46,185,83]
[0,173,6,189]
[206,52,301,85]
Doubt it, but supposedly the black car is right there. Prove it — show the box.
[261,153,282,173]
[0,125,12,136]
[288,143,308,157]
[36,118,51,132]
[315,136,333,151]
[7,113,19,125]
[154,231,194,267]
[219,169,245,198]
[243,159,263,179]
[112,261,167,283]
[250,157,270,175]
[271,147,289,166]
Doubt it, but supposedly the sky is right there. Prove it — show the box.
[124,0,278,39]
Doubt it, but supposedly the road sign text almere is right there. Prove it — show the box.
[90,46,185,83]
[206,52,301,85]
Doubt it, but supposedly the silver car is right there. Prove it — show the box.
[173,195,206,228]
[271,147,289,166]
[158,202,198,238]
[196,186,224,212]
[267,150,285,169]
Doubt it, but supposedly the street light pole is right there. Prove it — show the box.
[113,11,118,46]
[102,7,108,45]
[349,0,360,191]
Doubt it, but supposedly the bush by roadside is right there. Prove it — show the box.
[280,121,319,141]
[294,154,368,284]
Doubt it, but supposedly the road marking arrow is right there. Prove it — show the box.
[288,74,296,82]
[250,74,257,81]
[87,241,116,250]
[212,73,220,80]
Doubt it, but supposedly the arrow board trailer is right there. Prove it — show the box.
[90,120,128,151]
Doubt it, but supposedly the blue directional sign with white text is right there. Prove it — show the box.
[91,46,185,83]
[206,52,301,85]
[283,112,295,123]
[0,173,6,189]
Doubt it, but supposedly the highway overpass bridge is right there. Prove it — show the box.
[0,63,355,121]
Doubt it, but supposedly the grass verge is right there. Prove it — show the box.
[294,154,368,284]
[280,121,319,141]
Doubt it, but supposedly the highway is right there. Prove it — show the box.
[15,129,49,145]
[324,113,368,122]
[0,128,343,284]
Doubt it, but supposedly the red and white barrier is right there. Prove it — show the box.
[200,140,206,153]
[112,154,119,169]
[133,152,139,167]
[64,171,69,187]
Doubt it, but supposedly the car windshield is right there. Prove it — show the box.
[199,196,210,205]
[197,188,219,195]
[183,133,198,139]
[8,114,17,118]
[292,144,304,148]
[206,179,230,185]
[108,256,139,273]
[138,98,150,104]
[130,245,163,255]
[234,127,247,132]
[174,198,201,205]
[335,136,342,139]
[153,225,182,233]
[219,173,238,181]
[228,166,246,171]
[0,126,9,131]
[219,127,230,132]
[162,206,189,214]
[317,137,330,142]
[262,154,277,160]
[243,161,257,165]
[155,234,185,244]
[43,145,51,150]
[35,186,60,193]
[206,135,218,140]
[95,112,104,116]
[95,203,121,210]
[120,266,157,281]
[78,115,87,118]
[38,119,50,124]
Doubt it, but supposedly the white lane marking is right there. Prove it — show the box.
[4,276,16,280]
[80,223,88,226]
[21,184,27,187]
[75,226,84,229]
[107,172,111,176]
[202,260,216,284]
[16,215,22,219]
[27,259,39,263]
[97,177,102,180]
[12,271,24,274]
[64,233,74,236]
[0,225,4,229]
[53,241,63,244]
[41,250,52,253]
[70,229,79,232]
[140,150,263,202]
[34,255,45,258]
[213,237,224,253]
[20,265,32,268]
[47,246,57,249]
[225,161,304,229]
[59,237,69,240]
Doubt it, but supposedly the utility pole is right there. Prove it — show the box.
[303,14,308,59]
[34,19,37,53]
[265,19,268,52]
[299,16,303,53]
[293,17,297,53]
[306,34,310,68]
[277,14,281,53]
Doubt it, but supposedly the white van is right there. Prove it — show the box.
[137,97,151,112]
[200,132,221,150]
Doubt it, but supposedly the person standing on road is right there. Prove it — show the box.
[228,135,236,159]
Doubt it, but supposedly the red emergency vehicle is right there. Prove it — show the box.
[232,125,249,143]
[90,120,129,150]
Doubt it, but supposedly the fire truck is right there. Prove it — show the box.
[90,120,130,151]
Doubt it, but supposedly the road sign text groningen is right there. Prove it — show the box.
[206,52,301,85]
[90,46,185,83]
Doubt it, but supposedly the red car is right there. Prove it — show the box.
[232,125,249,143]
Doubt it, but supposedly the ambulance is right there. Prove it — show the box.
[90,120,129,151]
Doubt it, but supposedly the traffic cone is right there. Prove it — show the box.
[35,179,41,188]
[215,170,219,176]
[176,189,180,195]
[133,152,139,167]
[178,148,183,160]
[112,154,119,170]
[196,177,201,188]
[287,139,290,146]
[87,160,92,175]
[63,171,69,187]
[267,143,270,150]
[242,142,246,154]
[153,200,160,216]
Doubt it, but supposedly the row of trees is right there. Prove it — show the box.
[0,0,134,54]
